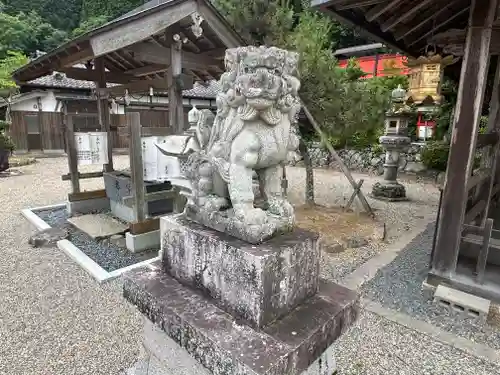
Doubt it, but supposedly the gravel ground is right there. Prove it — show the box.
[285,166,440,283]
[362,222,500,351]
[36,207,157,272]
[0,156,473,375]
[334,309,500,375]
[0,156,142,375]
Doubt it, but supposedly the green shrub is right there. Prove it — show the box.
[0,120,15,152]
[420,141,449,171]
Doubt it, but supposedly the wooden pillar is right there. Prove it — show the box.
[65,114,80,194]
[95,57,114,172]
[128,112,146,223]
[431,0,498,276]
[168,37,184,134]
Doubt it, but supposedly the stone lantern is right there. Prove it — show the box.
[372,85,412,201]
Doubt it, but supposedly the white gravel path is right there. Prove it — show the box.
[0,156,489,375]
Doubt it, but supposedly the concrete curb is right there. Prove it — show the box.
[22,204,159,283]
[363,298,500,365]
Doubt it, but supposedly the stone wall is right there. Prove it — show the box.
[290,142,428,175]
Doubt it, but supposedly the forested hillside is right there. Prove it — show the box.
[0,0,145,60]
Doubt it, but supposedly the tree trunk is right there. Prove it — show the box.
[299,137,314,206]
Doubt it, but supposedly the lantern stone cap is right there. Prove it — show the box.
[391,85,406,103]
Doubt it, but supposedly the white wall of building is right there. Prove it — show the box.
[9,90,215,114]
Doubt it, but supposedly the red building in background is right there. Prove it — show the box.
[334,43,410,79]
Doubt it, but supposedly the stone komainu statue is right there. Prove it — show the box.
[187,46,301,227]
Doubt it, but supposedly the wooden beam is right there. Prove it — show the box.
[407,6,471,48]
[301,101,374,217]
[169,37,184,134]
[90,0,197,57]
[431,0,497,276]
[366,0,404,22]
[62,171,104,181]
[62,67,134,84]
[129,218,160,235]
[125,64,169,77]
[127,42,221,68]
[68,189,107,202]
[196,1,242,48]
[128,112,146,223]
[60,48,94,67]
[65,115,80,194]
[336,0,386,10]
[321,8,408,55]
[95,57,114,172]
[381,0,434,33]
[99,75,193,96]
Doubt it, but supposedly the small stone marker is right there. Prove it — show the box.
[434,285,490,322]
[28,228,69,248]
[67,213,127,239]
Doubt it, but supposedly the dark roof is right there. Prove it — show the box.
[311,0,472,57]
[333,43,385,56]
[26,72,221,99]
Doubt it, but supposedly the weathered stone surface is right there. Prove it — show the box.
[174,46,301,240]
[67,213,128,239]
[342,235,369,249]
[184,203,294,244]
[371,181,408,201]
[127,317,337,375]
[160,215,320,328]
[28,227,69,248]
[123,264,359,375]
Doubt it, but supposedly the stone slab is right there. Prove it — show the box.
[126,317,336,375]
[185,203,293,244]
[67,213,128,239]
[123,263,358,375]
[126,230,161,253]
[160,215,320,328]
[434,284,490,320]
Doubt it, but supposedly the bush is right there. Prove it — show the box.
[420,141,449,171]
[0,120,15,152]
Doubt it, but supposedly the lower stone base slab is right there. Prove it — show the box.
[126,318,337,375]
[123,262,358,375]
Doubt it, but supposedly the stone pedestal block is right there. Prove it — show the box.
[160,215,320,328]
[123,262,359,375]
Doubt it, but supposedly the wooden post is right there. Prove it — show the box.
[168,37,184,134]
[478,57,500,224]
[301,101,374,217]
[128,112,146,223]
[65,114,80,194]
[95,57,114,172]
[431,0,497,276]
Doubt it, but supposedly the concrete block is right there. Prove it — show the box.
[123,265,356,375]
[110,200,138,223]
[126,230,161,253]
[160,215,321,328]
[68,213,128,239]
[66,197,110,216]
[434,285,491,320]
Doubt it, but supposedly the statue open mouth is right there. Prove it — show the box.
[246,97,273,110]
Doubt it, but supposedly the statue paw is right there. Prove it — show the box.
[268,198,294,218]
[234,205,268,225]
[200,196,229,211]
